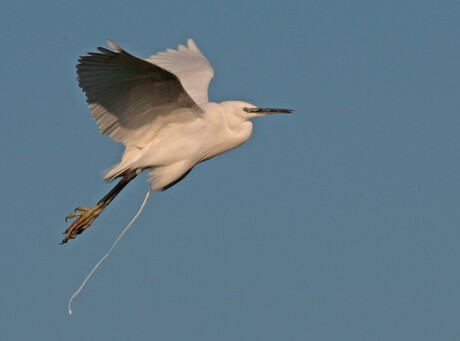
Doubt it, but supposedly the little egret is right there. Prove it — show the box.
[62,39,294,244]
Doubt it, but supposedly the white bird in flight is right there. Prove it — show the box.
[62,39,294,244]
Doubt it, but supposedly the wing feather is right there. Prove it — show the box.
[146,39,214,105]
[77,40,204,148]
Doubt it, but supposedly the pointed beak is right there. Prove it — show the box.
[244,107,295,115]
[260,108,295,114]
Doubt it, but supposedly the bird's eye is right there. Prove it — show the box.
[243,107,250,113]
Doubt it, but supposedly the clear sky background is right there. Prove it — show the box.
[1,1,459,340]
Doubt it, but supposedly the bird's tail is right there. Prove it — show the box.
[105,146,143,181]
[104,163,130,181]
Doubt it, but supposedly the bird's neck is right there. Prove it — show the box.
[224,117,253,148]
[197,102,254,163]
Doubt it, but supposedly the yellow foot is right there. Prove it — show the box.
[61,205,104,244]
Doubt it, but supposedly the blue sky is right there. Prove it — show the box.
[1,0,459,340]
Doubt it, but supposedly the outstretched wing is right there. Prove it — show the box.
[146,39,214,105]
[77,40,208,148]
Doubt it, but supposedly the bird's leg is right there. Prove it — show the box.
[61,173,137,244]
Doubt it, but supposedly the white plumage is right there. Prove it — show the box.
[63,39,293,244]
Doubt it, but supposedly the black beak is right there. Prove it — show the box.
[244,107,295,115]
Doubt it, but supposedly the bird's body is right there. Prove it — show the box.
[62,39,293,243]
[106,101,254,190]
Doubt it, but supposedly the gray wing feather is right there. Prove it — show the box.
[77,43,202,147]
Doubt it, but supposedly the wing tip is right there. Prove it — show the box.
[187,38,198,51]
[107,39,122,52]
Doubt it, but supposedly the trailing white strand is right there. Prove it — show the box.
[68,188,152,315]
